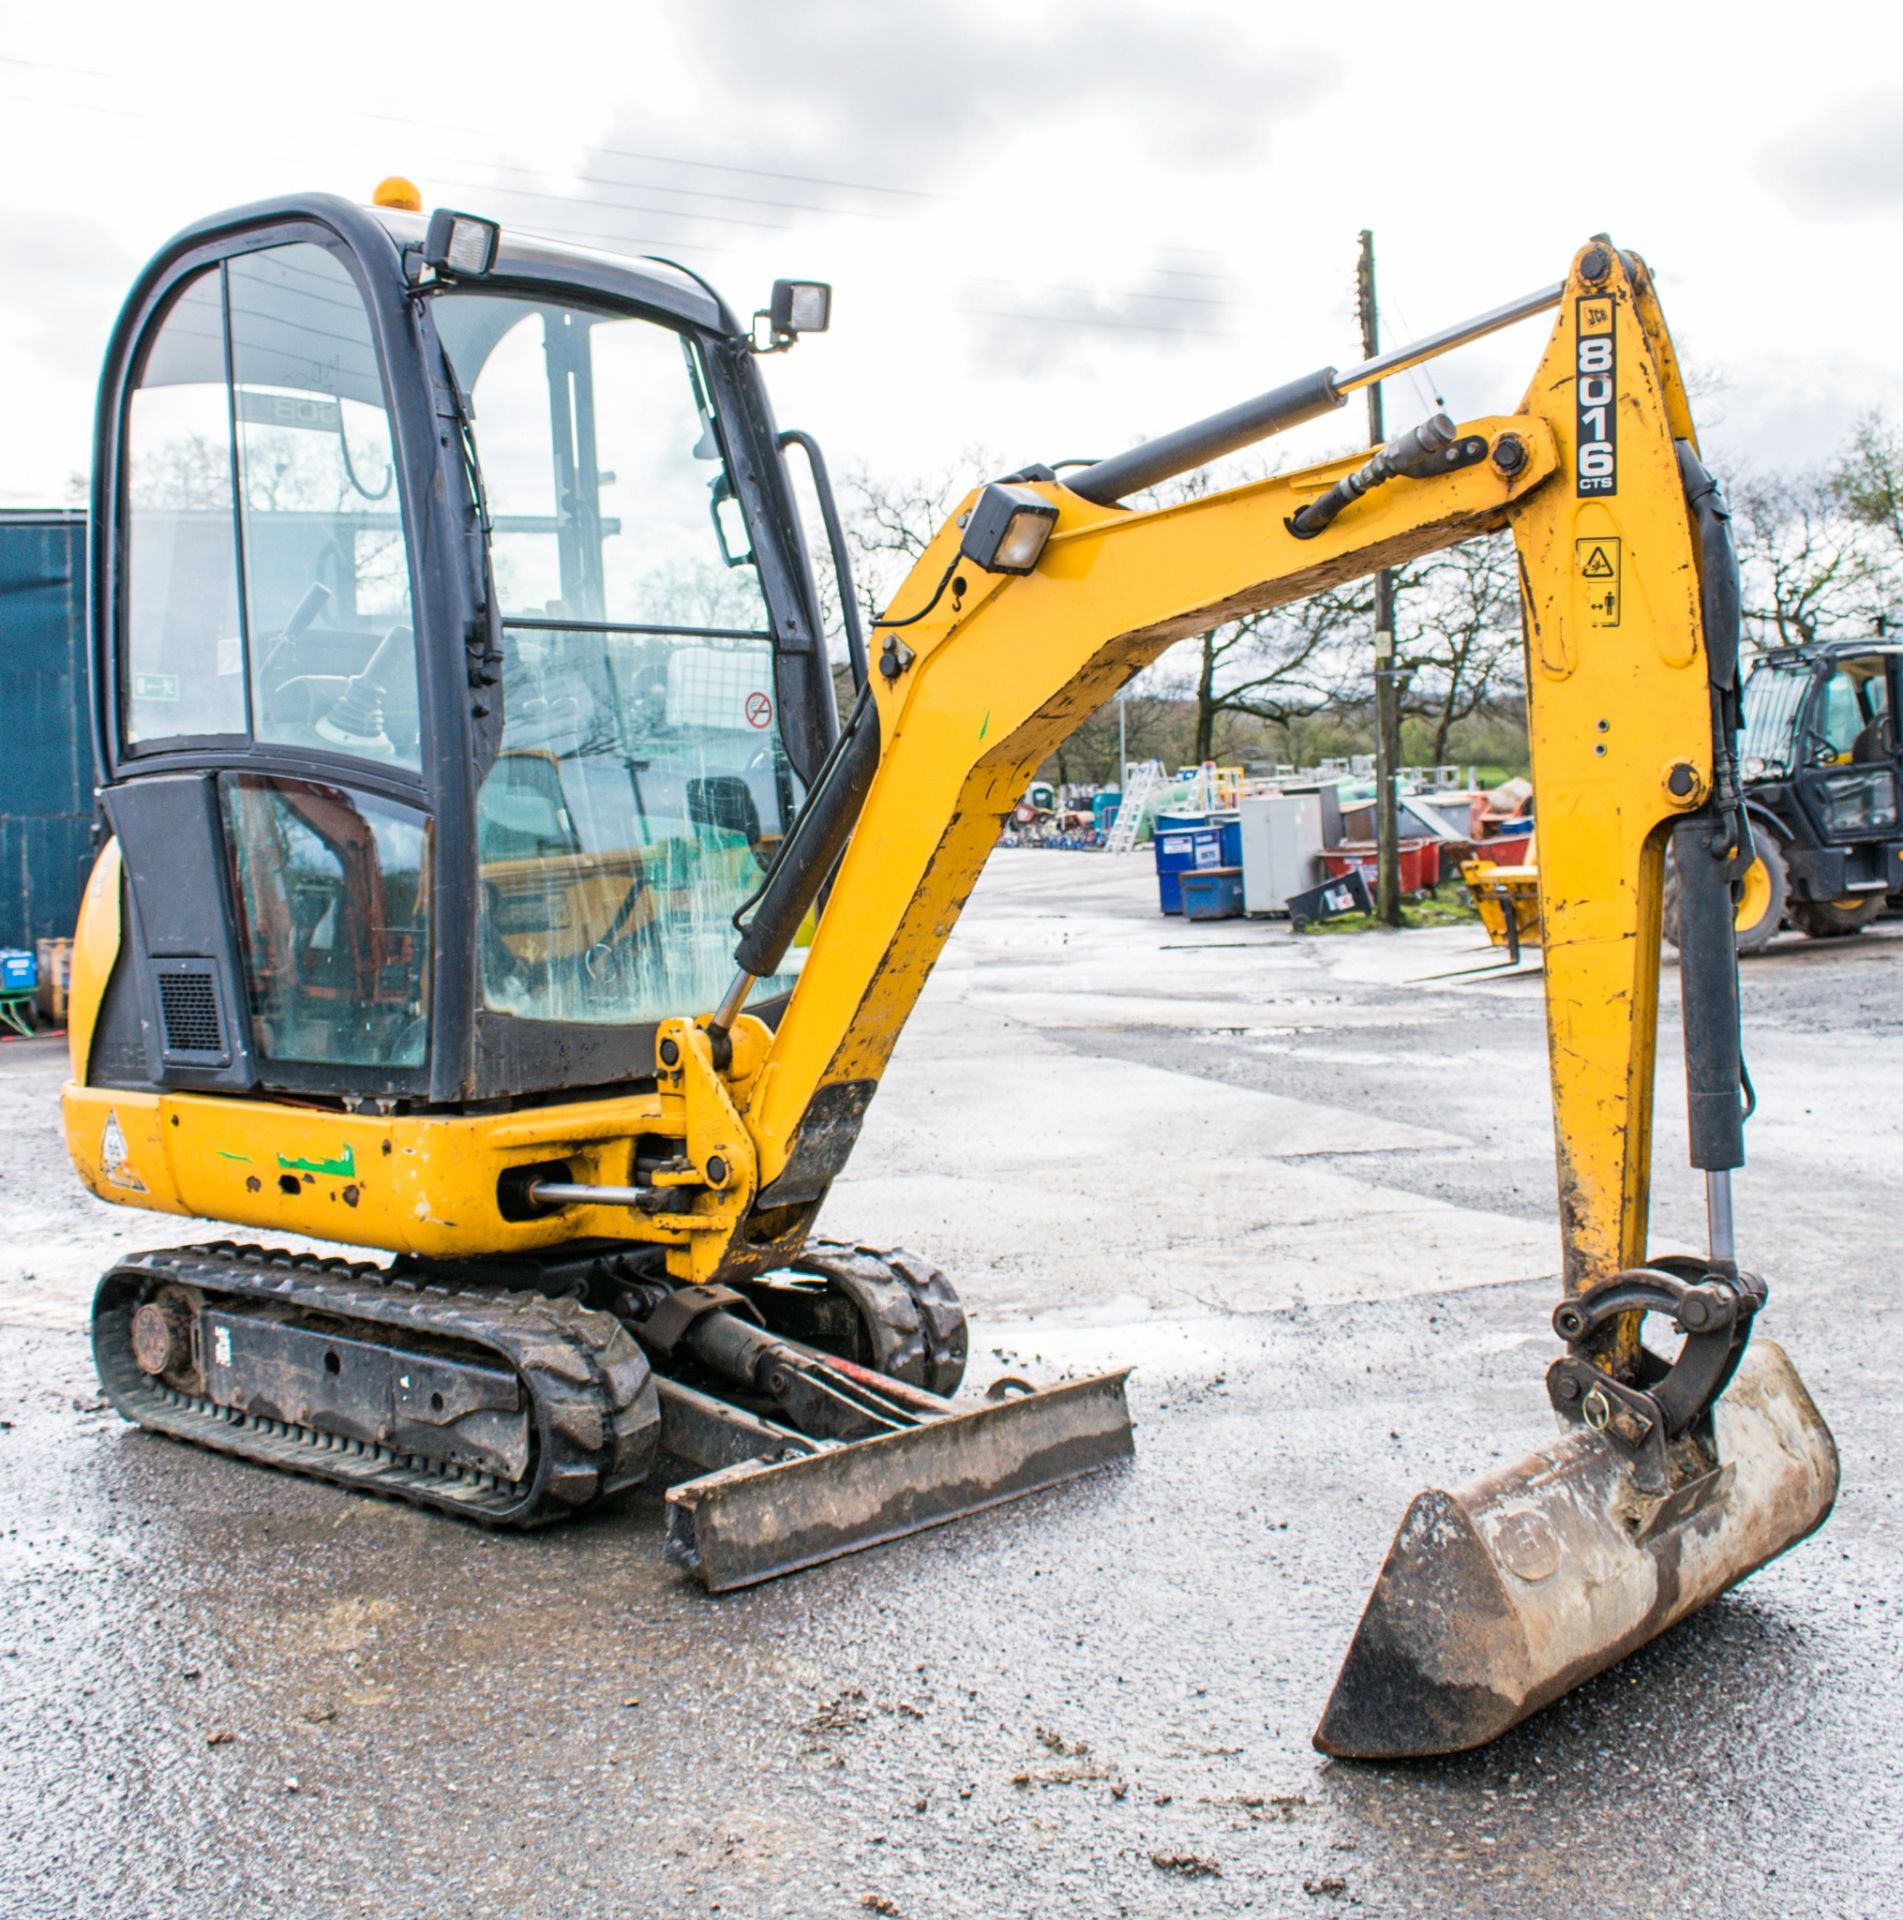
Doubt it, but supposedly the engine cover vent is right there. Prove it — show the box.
[154,961,230,1066]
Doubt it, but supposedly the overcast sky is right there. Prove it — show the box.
[4,1,1900,518]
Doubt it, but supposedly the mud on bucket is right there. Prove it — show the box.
[1313,1339,1838,1760]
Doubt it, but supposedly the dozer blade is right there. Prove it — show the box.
[1314,1339,1837,1759]
[664,1370,1133,1591]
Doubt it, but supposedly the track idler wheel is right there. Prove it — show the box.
[737,1242,969,1396]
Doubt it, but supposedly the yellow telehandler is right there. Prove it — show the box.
[64,184,1834,1757]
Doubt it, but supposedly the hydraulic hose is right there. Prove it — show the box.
[730,685,881,984]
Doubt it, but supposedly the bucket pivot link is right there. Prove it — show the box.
[1546,1258,1765,1496]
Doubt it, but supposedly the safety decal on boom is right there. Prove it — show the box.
[1576,537,1621,626]
[1575,297,1616,496]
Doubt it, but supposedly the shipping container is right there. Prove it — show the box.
[0,511,91,953]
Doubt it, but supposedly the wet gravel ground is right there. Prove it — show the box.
[3,856,1899,1918]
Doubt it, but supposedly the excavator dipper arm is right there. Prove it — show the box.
[720,240,1835,1743]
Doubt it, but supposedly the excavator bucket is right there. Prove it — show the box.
[1314,1340,1837,1759]
[664,1370,1134,1591]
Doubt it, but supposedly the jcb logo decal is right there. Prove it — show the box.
[1575,297,1616,497]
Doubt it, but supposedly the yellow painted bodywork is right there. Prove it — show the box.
[62,1020,771,1264]
[1464,857,1543,952]
[68,240,1717,1309]
[1735,855,1776,936]
[68,837,123,1083]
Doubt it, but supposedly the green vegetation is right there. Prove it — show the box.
[1298,884,1480,935]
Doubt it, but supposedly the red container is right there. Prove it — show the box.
[1322,839,1434,895]
[1471,837,1531,870]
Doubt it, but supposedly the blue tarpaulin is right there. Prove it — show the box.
[0,511,91,951]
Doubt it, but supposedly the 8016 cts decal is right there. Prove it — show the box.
[1576,296,1616,496]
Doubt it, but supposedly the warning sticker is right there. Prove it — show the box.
[100,1109,147,1192]
[1576,537,1621,625]
[744,690,773,729]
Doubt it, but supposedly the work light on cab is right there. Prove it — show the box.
[961,482,1058,575]
[754,279,833,352]
[424,208,501,278]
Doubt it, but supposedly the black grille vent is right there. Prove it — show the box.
[157,967,224,1059]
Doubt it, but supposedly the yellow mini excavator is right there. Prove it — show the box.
[65,186,1836,1757]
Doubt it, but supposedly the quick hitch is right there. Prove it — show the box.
[1545,1259,1766,1494]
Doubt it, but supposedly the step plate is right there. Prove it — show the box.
[664,1370,1135,1591]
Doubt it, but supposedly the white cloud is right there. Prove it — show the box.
[1,0,1899,509]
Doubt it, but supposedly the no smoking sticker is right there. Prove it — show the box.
[745,691,773,729]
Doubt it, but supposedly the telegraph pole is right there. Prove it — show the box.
[1356,229,1403,928]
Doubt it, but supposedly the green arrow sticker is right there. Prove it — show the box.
[278,1144,357,1179]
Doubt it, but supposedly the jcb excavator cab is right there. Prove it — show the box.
[72,189,1132,1571]
[87,193,840,1110]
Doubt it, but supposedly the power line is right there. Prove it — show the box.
[369,168,803,235]
[0,70,1280,343]
[0,52,118,80]
[956,305,1238,341]
[345,107,946,204]
[0,85,165,124]
[3,61,1257,284]
[962,273,1291,316]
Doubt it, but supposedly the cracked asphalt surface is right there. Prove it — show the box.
[2,852,1898,1918]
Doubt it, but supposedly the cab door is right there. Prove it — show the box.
[1792,654,1898,863]
[93,230,441,1102]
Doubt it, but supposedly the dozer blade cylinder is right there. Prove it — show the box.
[663,1370,1133,1591]
[1313,1340,1837,1760]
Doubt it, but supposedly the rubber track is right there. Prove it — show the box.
[787,1242,970,1397]
[92,1242,660,1528]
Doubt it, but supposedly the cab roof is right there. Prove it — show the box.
[368,203,739,335]
[142,192,741,339]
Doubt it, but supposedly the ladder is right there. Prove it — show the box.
[1104,759,1166,854]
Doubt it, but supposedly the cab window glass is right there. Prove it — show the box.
[1818,672,1861,760]
[228,244,421,768]
[1814,664,1891,764]
[221,773,431,1069]
[434,298,767,628]
[435,294,798,1027]
[123,268,247,744]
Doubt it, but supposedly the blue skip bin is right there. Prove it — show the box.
[1154,824,1228,913]
[1180,867,1244,921]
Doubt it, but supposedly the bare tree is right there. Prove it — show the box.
[823,452,1367,777]
[1161,590,1365,763]
[1043,675,1188,788]
[1733,467,1889,649]
[1128,465,1366,763]
[824,451,1001,632]
[1833,410,1903,559]
[1396,533,1523,766]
